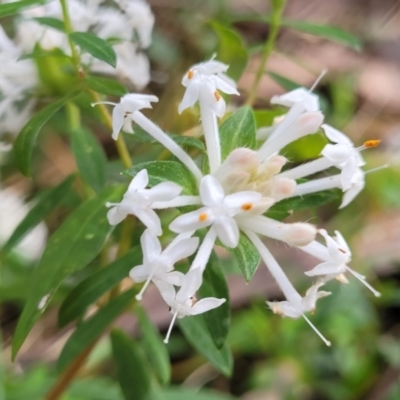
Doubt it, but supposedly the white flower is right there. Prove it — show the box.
[106,169,181,235]
[92,93,158,140]
[270,87,320,112]
[130,229,199,300]
[303,229,380,297]
[169,175,262,248]
[155,268,226,343]
[178,59,239,117]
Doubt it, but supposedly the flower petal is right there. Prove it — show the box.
[212,75,239,95]
[178,81,200,114]
[224,191,262,214]
[112,104,125,140]
[140,229,162,264]
[190,297,226,315]
[321,144,352,164]
[146,182,182,203]
[304,261,343,277]
[322,124,353,146]
[107,206,126,225]
[161,271,185,286]
[128,169,148,193]
[214,216,239,248]
[134,207,162,236]
[163,237,200,265]
[176,268,203,303]
[169,207,214,233]
[129,264,148,283]
[200,175,224,206]
[154,280,176,306]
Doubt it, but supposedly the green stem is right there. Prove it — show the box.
[246,0,287,106]
[59,0,82,74]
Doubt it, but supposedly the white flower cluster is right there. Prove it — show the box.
[97,59,380,345]
[0,0,154,144]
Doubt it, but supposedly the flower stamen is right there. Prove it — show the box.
[187,70,194,79]
[363,139,380,148]
[214,90,221,101]
[198,213,208,222]
[241,203,253,211]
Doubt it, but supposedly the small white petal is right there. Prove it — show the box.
[129,264,148,283]
[107,206,126,225]
[127,169,149,193]
[214,216,239,248]
[212,75,239,95]
[321,144,352,164]
[112,104,125,140]
[340,182,364,209]
[134,207,162,236]
[178,81,200,114]
[169,207,214,233]
[224,191,262,212]
[305,261,343,277]
[176,268,203,303]
[146,182,182,203]
[154,280,176,306]
[190,297,226,315]
[163,237,200,265]
[322,124,353,146]
[161,271,185,286]
[200,175,224,206]
[140,229,162,264]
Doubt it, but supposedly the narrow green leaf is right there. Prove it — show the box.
[178,315,233,377]
[137,307,171,385]
[283,20,362,51]
[124,161,198,195]
[70,127,107,192]
[14,92,77,177]
[111,329,152,400]
[209,22,248,81]
[267,71,301,91]
[227,233,260,282]
[0,0,45,18]
[198,254,230,349]
[58,247,142,327]
[3,175,75,252]
[84,75,128,97]
[267,189,341,216]
[69,32,117,67]
[33,17,65,32]
[12,185,124,358]
[18,48,69,61]
[219,107,257,161]
[57,290,135,371]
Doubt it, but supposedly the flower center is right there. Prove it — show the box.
[198,213,208,222]
[187,70,194,79]
[241,203,253,211]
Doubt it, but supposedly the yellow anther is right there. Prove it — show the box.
[241,203,253,211]
[198,213,208,222]
[214,90,221,101]
[363,139,380,148]
[187,70,194,79]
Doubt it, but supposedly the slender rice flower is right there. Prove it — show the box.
[101,58,379,346]
[300,229,381,297]
[106,169,181,235]
[179,59,239,174]
[155,268,226,343]
[131,229,199,300]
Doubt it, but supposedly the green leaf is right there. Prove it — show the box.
[70,127,107,192]
[3,175,75,253]
[227,233,260,282]
[253,109,285,129]
[57,290,135,371]
[18,48,69,61]
[178,315,233,376]
[69,32,117,67]
[14,92,77,177]
[124,161,198,195]
[84,75,128,97]
[58,247,142,327]
[267,189,341,216]
[219,107,257,161]
[283,20,362,51]
[267,71,301,91]
[33,17,65,32]
[137,307,171,385]
[161,388,237,400]
[111,329,152,400]
[130,127,205,152]
[198,254,230,349]
[209,22,248,81]
[12,185,124,358]
[0,0,45,18]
